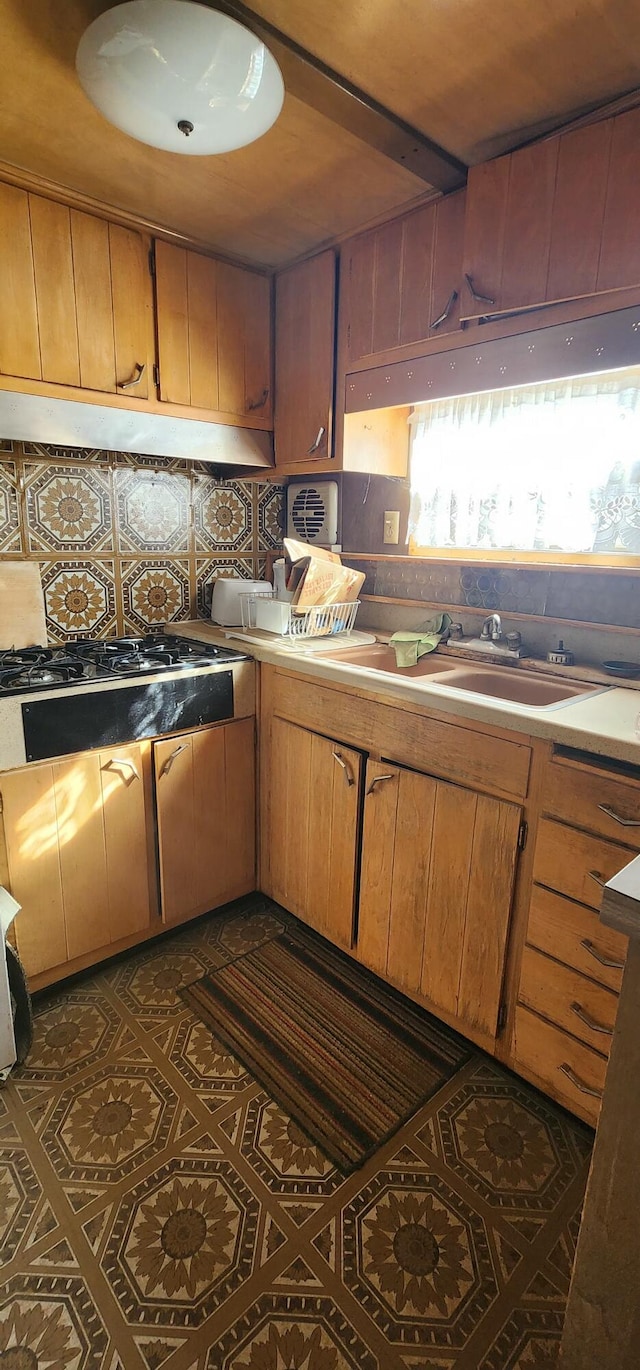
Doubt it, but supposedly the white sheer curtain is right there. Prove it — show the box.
[408,370,640,555]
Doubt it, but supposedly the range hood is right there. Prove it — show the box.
[0,391,273,467]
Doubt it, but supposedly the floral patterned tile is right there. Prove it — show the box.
[21,442,111,463]
[41,558,117,641]
[114,468,191,554]
[120,557,192,634]
[193,477,253,554]
[23,462,113,554]
[0,460,22,553]
[256,481,285,552]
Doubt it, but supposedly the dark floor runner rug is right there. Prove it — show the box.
[181,927,472,1173]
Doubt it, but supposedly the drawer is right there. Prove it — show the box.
[513,1005,606,1127]
[519,944,618,1055]
[542,754,640,848]
[534,817,633,910]
[528,884,627,992]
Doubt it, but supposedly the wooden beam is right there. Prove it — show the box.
[209,0,467,193]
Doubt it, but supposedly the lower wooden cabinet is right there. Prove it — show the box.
[1,717,256,982]
[2,742,152,977]
[262,706,522,1048]
[266,717,362,948]
[154,718,255,925]
[358,760,521,1040]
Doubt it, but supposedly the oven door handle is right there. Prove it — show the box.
[102,756,140,784]
[159,742,189,777]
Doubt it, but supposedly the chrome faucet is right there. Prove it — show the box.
[480,613,502,642]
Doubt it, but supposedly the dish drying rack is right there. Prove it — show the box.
[240,589,359,638]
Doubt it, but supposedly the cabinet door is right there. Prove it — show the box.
[267,717,362,948]
[154,720,255,926]
[343,192,465,367]
[462,108,640,320]
[358,760,521,1040]
[155,241,272,420]
[1,744,152,977]
[274,250,336,467]
[0,185,151,393]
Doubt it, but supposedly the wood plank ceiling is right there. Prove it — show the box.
[1,0,639,267]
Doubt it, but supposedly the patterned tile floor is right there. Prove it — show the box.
[0,896,592,1370]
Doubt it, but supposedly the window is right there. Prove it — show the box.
[408,368,640,561]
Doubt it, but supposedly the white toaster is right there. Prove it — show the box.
[210,578,270,627]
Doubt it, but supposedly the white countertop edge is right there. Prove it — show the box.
[171,622,640,765]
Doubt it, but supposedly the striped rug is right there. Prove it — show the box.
[182,928,471,1172]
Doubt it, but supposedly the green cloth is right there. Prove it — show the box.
[390,613,452,668]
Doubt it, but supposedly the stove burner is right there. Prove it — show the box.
[0,634,245,695]
[7,666,72,688]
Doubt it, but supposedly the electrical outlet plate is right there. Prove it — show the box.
[383,510,400,544]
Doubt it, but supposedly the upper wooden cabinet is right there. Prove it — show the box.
[341,190,466,367]
[154,240,272,423]
[462,106,640,321]
[274,249,337,468]
[0,183,153,396]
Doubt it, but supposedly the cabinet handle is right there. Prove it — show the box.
[307,426,326,455]
[464,273,495,306]
[367,772,394,795]
[247,387,269,411]
[559,1063,603,1100]
[332,751,354,787]
[160,742,188,776]
[588,869,607,890]
[570,1001,613,1036]
[102,756,140,783]
[430,289,458,330]
[580,938,625,972]
[118,362,146,390]
[597,802,640,827]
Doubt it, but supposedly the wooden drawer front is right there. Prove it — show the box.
[534,817,633,910]
[519,945,617,1056]
[528,884,627,992]
[513,1005,606,1127]
[270,668,531,801]
[542,756,640,848]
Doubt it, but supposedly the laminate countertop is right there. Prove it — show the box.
[172,621,640,766]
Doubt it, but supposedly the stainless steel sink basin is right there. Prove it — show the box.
[321,643,602,708]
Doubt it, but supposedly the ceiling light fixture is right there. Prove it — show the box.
[76,0,284,155]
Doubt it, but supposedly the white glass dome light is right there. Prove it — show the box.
[76,0,285,155]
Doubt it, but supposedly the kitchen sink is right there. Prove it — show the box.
[321,643,602,708]
[319,643,460,677]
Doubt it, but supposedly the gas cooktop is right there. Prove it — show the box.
[0,634,246,697]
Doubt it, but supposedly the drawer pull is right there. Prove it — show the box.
[597,802,640,828]
[559,1063,603,1099]
[580,938,625,971]
[571,1001,613,1036]
[160,742,188,777]
[102,757,140,783]
[332,751,354,787]
[588,869,607,890]
[367,773,395,795]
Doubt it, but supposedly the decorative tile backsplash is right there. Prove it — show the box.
[0,441,283,643]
